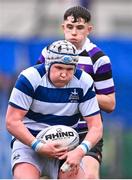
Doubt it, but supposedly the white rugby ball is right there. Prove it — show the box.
[36,125,79,150]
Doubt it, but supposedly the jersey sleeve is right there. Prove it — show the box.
[92,53,115,95]
[79,71,100,117]
[9,67,41,111]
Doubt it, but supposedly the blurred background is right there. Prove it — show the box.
[0,0,132,178]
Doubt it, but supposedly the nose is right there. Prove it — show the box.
[60,70,67,78]
[71,27,77,35]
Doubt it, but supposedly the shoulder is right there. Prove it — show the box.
[21,64,46,78]
[18,64,46,89]
[83,38,111,64]
[74,69,93,86]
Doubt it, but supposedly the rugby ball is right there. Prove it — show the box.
[36,125,79,150]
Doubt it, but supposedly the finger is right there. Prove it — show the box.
[54,151,67,158]
[74,165,79,175]
[58,153,67,160]
[53,142,68,151]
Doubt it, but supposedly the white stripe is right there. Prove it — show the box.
[95,78,114,90]
[79,97,100,117]
[31,100,79,116]
[21,67,42,91]
[93,56,111,73]
[78,56,92,65]
[79,71,93,95]
[78,38,96,53]
[9,88,32,110]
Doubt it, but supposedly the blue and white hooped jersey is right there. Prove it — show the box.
[9,64,100,132]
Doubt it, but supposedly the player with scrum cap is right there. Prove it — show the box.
[6,40,103,179]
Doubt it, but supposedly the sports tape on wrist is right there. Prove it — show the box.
[78,140,91,155]
[31,139,43,152]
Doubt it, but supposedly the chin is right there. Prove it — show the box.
[56,85,65,88]
[56,82,68,88]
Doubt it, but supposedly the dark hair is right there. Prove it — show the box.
[64,6,91,23]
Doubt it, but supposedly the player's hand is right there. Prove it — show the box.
[59,146,84,174]
[37,141,68,158]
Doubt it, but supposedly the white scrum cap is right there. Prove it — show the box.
[45,40,79,71]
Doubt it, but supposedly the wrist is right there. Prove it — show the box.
[31,139,43,152]
[78,140,92,155]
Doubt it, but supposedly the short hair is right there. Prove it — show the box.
[64,6,91,23]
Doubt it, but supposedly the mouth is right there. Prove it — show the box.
[70,39,78,42]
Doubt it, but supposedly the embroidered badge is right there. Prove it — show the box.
[69,89,79,102]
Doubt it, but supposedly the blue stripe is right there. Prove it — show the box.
[33,64,46,77]
[81,142,89,153]
[15,74,34,97]
[34,87,83,103]
[81,84,96,102]
[31,140,41,151]
[26,110,80,126]
[74,68,82,79]
[9,102,27,111]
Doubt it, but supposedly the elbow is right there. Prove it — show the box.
[6,117,14,134]
[106,103,116,113]
[105,99,116,113]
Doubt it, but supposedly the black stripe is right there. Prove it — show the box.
[88,73,95,80]
[93,71,112,81]
[90,51,105,64]
[79,50,89,56]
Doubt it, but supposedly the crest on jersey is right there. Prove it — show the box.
[69,89,79,102]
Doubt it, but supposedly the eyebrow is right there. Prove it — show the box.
[66,23,85,26]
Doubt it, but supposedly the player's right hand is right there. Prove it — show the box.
[37,141,68,158]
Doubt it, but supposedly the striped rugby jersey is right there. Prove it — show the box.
[9,64,100,133]
[38,38,115,130]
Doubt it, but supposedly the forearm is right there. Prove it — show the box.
[82,114,103,149]
[6,106,35,147]
[96,93,115,113]
[84,125,103,149]
[62,123,103,168]
[6,118,35,146]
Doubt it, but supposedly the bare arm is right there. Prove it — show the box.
[6,105,67,157]
[59,113,103,169]
[97,92,116,113]
[6,105,35,146]
[83,113,103,148]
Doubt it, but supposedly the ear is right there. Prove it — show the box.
[88,25,93,33]
[61,24,64,31]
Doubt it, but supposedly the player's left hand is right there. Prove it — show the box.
[59,146,84,174]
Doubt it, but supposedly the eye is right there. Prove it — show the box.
[77,25,85,30]
[56,66,63,70]
[68,67,74,71]
[67,25,73,30]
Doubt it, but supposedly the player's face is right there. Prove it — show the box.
[62,16,93,50]
[49,63,75,87]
